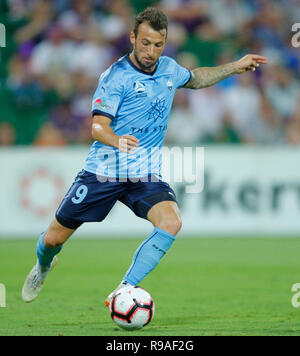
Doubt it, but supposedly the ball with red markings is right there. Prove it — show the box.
[109,286,155,330]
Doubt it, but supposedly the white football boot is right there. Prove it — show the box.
[105,280,131,307]
[22,256,58,303]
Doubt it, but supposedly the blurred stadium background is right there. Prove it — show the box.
[0,0,300,238]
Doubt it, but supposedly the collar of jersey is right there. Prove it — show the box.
[125,53,159,76]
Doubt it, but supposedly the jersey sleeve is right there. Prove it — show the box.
[91,67,124,120]
[173,60,192,89]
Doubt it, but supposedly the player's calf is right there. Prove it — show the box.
[37,217,75,266]
[44,217,75,248]
[22,217,76,302]
[105,226,178,307]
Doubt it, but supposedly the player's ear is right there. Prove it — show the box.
[130,31,136,46]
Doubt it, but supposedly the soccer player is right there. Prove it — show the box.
[22,7,267,304]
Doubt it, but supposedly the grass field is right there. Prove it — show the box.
[1,236,300,336]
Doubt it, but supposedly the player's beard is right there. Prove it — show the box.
[133,48,157,72]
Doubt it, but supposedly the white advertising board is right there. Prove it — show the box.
[0,146,299,238]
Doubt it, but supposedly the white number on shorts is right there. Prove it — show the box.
[72,185,88,204]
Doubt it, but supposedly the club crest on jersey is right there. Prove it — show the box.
[167,80,173,91]
[134,81,147,98]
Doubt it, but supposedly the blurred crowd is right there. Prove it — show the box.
[0,0,299,146]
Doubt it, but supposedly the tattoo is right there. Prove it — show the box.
[185,62,237,89]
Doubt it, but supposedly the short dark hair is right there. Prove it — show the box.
[133,7,168,38]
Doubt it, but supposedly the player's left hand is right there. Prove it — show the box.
[118,134,139,153]
[235,54,268,74]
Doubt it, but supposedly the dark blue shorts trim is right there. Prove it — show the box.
[132,190,177,219]
[55,213,83,230]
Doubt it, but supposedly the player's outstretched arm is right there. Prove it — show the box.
[184,54,267,89]
[92,115,139,153]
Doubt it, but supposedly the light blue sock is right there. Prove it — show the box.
[123,227,176,285]
[36,232,62,267]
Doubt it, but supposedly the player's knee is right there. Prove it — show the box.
[44,234,64,248]
[44,229,69,248]
[173,217,182,235]
[157,216,182,236]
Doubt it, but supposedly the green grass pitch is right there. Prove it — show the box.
[1,236,300,336]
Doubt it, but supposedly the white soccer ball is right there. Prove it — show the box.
[109,285,155,330]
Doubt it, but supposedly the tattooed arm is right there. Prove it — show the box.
[184,54,268,89]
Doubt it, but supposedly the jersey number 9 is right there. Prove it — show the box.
[72,185,88,204]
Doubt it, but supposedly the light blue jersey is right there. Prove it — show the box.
[84,54,191,178]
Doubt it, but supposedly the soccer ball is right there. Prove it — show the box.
[109,285,155,330]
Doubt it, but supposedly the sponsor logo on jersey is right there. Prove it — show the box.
[94,98,112,110]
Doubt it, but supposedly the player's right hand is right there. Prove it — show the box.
[117,135,139,153]
[235,54,268,74]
